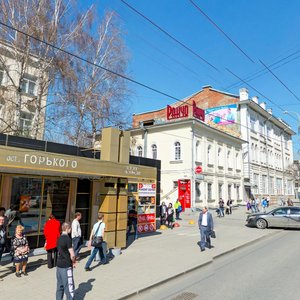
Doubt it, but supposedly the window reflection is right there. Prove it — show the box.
[7,177,42,236]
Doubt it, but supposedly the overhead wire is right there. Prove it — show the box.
[259,59,300,104]
[226,68,299,123]
[189,0,255,64]
[0,20,296,145]
[120,0,219,72]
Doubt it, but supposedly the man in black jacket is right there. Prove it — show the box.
[198,207,214,252]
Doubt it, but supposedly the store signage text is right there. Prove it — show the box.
[6,154,78,169]
[138,183,156,197]
[192,101,205,121]
[166,101,204,121]
[167,105,188,120]
[125,166,141,176]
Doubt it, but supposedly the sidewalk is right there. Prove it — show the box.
[0,206,281,300]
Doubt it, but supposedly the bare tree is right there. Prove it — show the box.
[0,0,92,139]
[53,10,131,147]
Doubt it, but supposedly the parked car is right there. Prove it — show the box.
[246,206,300,229]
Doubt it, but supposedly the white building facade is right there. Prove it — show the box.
[0,40,48,139]
[239,88,295,204]
[130,118,245,209]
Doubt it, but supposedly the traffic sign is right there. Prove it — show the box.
[195,166,202,174]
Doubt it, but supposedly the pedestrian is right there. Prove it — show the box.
[71,212,83,259]
[174,199,182,220]
[287,198,294,206]
[11,225,29,277]
[44,214,61,269]
[250,198,256,213]
[266,196,270,207]
[126,206,138,240]
[246,200,251,211]
[159,202,167,226]
[166,203,174,229]
[85,213,107,271]
[0,215,7,281]
[255,196,260,212]
[261,198,268,213]
[0,207,8,228]
[198,207,214,252]
[228,199,233,214]
[56,222,76,300]
[218,198,225,217]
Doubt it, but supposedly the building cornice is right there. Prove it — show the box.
[239,100,295,135]
[129,118,247,144]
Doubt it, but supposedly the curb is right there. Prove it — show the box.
[118,229,283,300]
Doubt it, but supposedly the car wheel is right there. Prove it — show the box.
[256,218,267,229]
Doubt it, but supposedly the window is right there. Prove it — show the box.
[269,177,274,194]
[207,145,212,165]
[235,153,239,170]
[228,184,232,199]
[137,145,143,157]
[195,141,200,162]
[207,183,212,201]
[21,76,37,96]
[174,142,181,160]
[218,148,222,166]
[250,115,256,131]
[19,111,33,137]
[218,183,223,199]
[236,185,240,200]
[227,150,232,168]
[276,178,283,194]
[259,121,265,135]
[253,173,259,194]
[262,175,267,194]
[195,182,201,203]
[151,144,157,159]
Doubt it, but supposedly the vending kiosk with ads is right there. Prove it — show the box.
[137,183,156,234]
[178,179,191,211]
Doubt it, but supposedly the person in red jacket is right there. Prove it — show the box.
[44,214,61,268]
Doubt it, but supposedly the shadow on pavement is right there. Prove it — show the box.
[75,278,95,300]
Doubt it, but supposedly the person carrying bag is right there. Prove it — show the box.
[85,213,107,271]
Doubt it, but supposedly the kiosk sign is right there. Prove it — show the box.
[138,183,156,197]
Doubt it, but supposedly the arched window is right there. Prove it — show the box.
[137,145,143,157]
[174,142,181,160]
[151,144,157,159]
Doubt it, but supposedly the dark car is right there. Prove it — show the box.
[246,206,300,229]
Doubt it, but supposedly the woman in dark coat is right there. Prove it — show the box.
[44,214,60,268]
[166,203,174,229]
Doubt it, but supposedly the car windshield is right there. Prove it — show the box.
[271,208,289,215]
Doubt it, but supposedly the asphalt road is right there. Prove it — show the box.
[130,230,300,300]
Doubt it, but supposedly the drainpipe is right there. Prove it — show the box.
[191,121,195,210]
[143,126,148,158]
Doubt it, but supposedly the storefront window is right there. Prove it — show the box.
[41,179,71,231]
[7,176,42,236]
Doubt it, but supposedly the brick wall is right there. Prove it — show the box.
[132,86,239,128]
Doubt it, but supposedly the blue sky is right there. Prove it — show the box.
[82,0,300,157]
